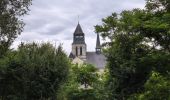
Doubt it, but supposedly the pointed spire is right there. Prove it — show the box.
[96,33,101,54]
[74,23,84,34]
[96,33,101,48]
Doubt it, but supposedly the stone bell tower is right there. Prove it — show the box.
[71,23,86,60]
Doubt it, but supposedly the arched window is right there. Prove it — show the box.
[80,46,82,55]
[76,47,78,56]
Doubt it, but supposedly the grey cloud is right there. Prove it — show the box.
[14,0,146,53]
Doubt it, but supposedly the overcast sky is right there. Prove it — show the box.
[12,0,146,54]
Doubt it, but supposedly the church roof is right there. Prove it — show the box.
[86,52,106,69]
[69,52,76,59]
[74,23,84,35]
[96,33,101,48]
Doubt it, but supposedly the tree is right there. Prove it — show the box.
[129,71,170,100]
[95,10,152,100]
[72,64,98,89]
[0,43,70,100]
[58,63,108,100]
[0,0,32,57]
[95,0,170,99]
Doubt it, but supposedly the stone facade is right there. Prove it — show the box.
[72,44,86,60]
[69,23,106,69]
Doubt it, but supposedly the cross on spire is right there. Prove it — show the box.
[78,15,79,24]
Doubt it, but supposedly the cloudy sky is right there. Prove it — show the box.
[12,0,146,54]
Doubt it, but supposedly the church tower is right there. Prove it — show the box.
[96,33,101,54]
[71,23,86,60]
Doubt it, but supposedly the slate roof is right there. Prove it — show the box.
[74,23,84,35]
[86,52,106,69]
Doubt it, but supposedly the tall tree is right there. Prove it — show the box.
[95,0,170,99]
[0,0,32,57]
[95,9,152,100]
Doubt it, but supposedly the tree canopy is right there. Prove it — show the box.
[0,0,32,57]
[95,0,170,99]
[0,43,70,100]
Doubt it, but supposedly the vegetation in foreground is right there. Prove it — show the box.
[0,0,170,100]
[95,0,170,99]
[0,43,70,100]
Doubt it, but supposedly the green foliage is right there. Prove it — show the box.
[72,64,98,89]
[96,11,153,99]
[67,89,98,100]
[0,0,32,57]
[95,0,170,99]
[58,64,109,100]
[0,0,169,99]
[145,0,170,12]
[129,72,170,100]
[0,43,70,100]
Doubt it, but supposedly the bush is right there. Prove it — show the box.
[0,43,70,100]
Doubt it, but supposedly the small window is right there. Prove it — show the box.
[76,47,78,56]
[80,47,82,55]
